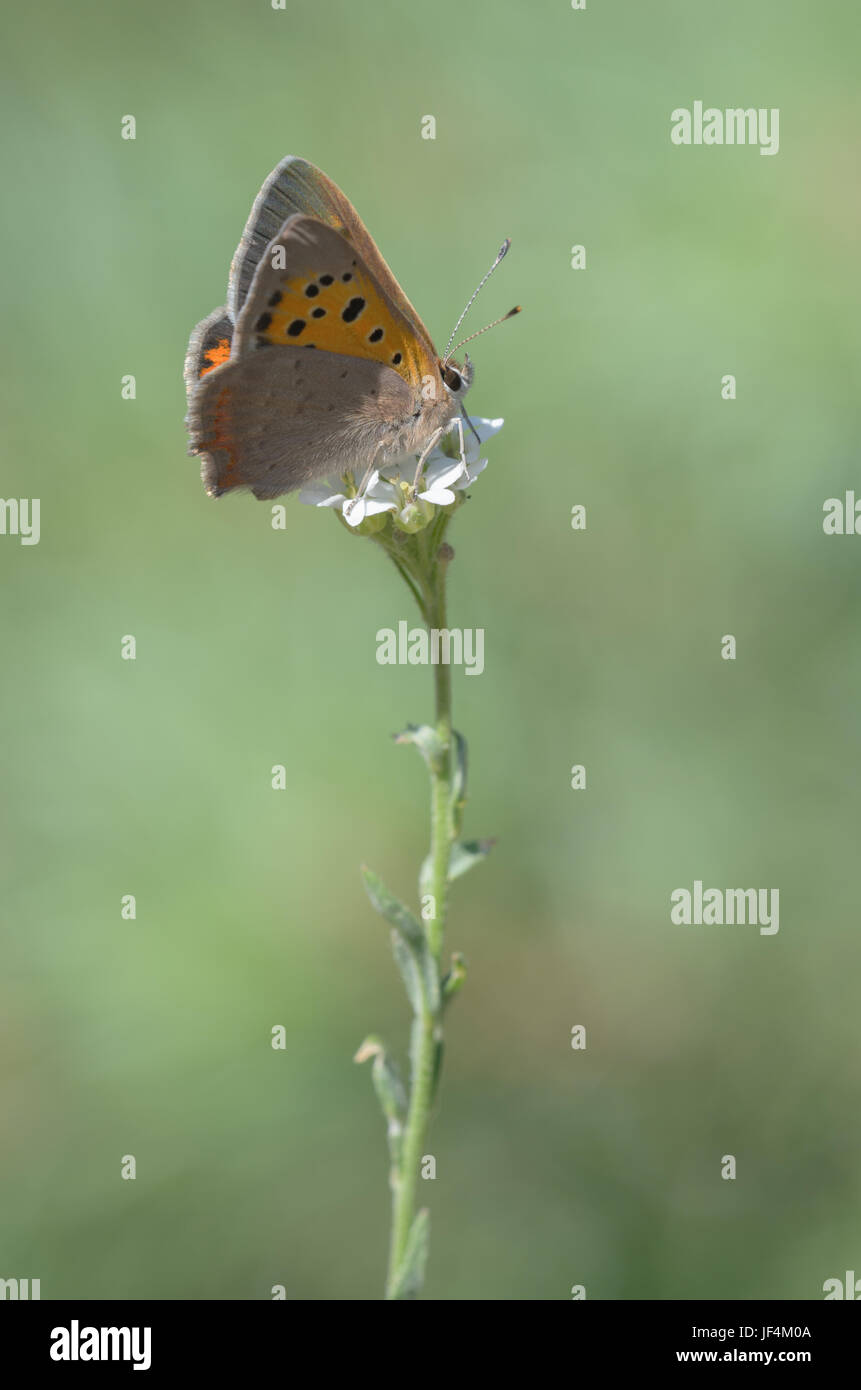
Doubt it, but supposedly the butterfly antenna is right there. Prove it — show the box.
[443,238,515,364]
[446,305,521,361]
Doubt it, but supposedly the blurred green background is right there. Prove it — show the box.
[2,0,860,1300]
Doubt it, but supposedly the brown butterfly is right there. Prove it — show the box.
[184,157,516,501]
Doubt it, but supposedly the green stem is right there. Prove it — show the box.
[378,541,427,622]
[385,1013,437,1297]
[426,560,453,961]
[384,546,454,1299]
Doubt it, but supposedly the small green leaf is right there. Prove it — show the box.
[388,1208,431,1300]
[361,867,439,1013]
[374,1055,407,1121]
[450,838,496,881]
[355,1037,407,1166]
[442,952,467,1003]
[451,731,468,832]
[361,866,424,946]
[418,838,495,896]
[353,1036,408,1121]
[391,930,425,1015]
[393,723,444,773]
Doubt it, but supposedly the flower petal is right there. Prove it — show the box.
[423,457,466,490]
[418,484,457,506]
[456,457,488,488]
[299,485,348,508]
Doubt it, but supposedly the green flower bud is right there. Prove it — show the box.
[393,499,434,534]
[354,511,390,537]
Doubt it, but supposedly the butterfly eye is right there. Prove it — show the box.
[441,365,463,393]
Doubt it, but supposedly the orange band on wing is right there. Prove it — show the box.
[199,382,244,492]
[250,265,424,385]
[199,338,232,378]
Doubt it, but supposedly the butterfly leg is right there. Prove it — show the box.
[343,458,380,520]
[454,414,468,470]
[409,426,445,497]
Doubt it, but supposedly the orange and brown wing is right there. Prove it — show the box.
[227,156,439,358]
[187,216,443,500]
[183,307,233,404]
[231,215,435,392]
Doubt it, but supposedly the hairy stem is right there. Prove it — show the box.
[384,547,454,1299]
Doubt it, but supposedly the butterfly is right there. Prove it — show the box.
[184,157,516,502]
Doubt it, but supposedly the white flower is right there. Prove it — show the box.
[412,415,502,504]
[299,470,400,528]
[442,415,505,466]
[298,416,504,529]
[417,454,487,507]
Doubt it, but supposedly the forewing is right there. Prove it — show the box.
[233,214,438,395]
[227,156,437,356]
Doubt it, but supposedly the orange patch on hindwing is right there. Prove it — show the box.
[199,338,231,378]
[251,263,421,383]
[199,381,243,492]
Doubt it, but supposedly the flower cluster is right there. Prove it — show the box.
[299,417,504,535]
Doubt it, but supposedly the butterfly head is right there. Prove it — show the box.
[439,353,474,399]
